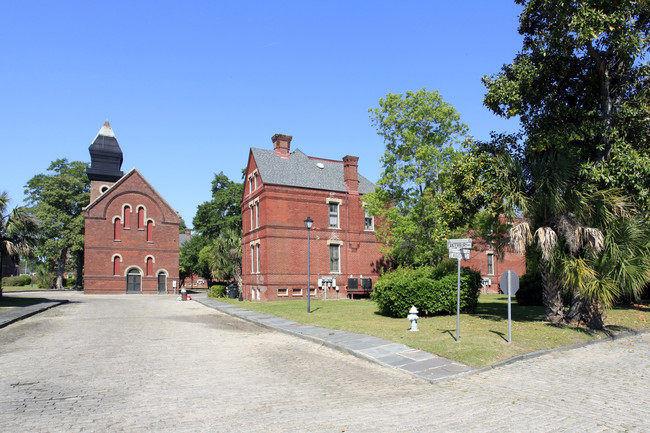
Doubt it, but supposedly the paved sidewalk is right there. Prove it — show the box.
[0,297,68,328]
[196,297,475,382]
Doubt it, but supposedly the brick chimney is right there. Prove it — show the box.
[272,134,292,157]
[343,155,359,193]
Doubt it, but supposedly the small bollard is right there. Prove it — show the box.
[181,288,187,301]
[407,305,419,332]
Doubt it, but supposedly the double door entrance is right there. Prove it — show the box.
[125,269,168,294]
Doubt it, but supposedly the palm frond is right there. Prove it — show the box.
[509,221,532,255]
[535,226,558,261]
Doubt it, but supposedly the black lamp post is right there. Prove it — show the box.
[304,216,313,313]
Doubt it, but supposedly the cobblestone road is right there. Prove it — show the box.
[1,293,648,432]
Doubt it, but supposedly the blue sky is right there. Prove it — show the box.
[1,1,523,227]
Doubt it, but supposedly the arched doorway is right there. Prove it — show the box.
[157,271,167,294]
[126,268,142,294]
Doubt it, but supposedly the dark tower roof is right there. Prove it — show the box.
[87,120,124,182]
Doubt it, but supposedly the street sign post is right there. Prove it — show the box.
[500,270,520,343]
[447,239,472,343]
[448,249,470,260]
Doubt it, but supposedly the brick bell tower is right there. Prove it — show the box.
[87,120,124,202]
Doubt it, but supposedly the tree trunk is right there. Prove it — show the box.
[56,248,67,289]
[581,299,606,330]
[75,250,83,290]
[541,263,565,323]
[566,291,586,324]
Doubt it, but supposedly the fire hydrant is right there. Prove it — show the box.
[181,288,187,301]
[407,305,419,332]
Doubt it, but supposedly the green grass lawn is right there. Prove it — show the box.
[214,295,649,368]
[1,285,48,292]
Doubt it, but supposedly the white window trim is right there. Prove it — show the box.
[326,198,342,229]
[328,241,342,274]
[487,252,495,276]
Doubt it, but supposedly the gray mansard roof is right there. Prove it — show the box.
[250,147,376,194]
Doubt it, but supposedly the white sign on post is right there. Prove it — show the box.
[448,249,470,260]
[447,238,472,250]
[447,238,472,343]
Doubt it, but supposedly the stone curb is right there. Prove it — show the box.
[0,299,70,329]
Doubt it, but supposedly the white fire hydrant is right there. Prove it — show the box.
[407,305,419,332]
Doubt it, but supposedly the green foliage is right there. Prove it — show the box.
[372,262,481,318]
[365,88,470,266]
[1,275,32,287]
[515,270,543,306]
[192,172,243,241]
[179,234,210,281]
[1,192,38,296]
[33,265,55,289]
[65,277,76,288]
[208,228,242,285]
[208,284,227,298]
[24,159,89,289]
[480,0,650,328]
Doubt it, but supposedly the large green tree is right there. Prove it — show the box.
[364,88,470,266]
[0,192,38,298]
[24,159,90,289]
[481,0,650,328]
[209,227,243,292]
[193,172,243,240]
[182,172,243,286]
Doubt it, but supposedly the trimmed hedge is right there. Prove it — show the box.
[372,262,482,318]
[208,284,227,298]
[1,275,32,287]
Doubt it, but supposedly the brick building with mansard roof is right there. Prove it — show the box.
[242,134,384,301]
[83,121,181,294]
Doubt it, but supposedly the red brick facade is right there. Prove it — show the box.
[84,169,181,294]
[241,135,383,301]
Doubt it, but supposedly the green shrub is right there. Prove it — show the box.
[372,263,482,318]
[65,278,76,288]
[515,270,543,306]
[1,275,31,287]
[208,284,227,298]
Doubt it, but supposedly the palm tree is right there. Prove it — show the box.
[504,151,650,329]
[1,192,38,298]
[209,228,243,294]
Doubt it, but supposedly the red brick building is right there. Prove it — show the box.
[83,121,181,294]
[241,134,383,301]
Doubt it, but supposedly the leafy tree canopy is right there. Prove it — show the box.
[1,192,38,297]
[192,172,243,240]
[364,88,470,266]
[480,0,650,328]
[24,159,90,289]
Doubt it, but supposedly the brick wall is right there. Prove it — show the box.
[84,170,180,294]
[241,182,383,301]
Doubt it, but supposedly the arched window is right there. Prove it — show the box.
[123,205,131,229]
[114,218,121,241]
[146,220,154,242]
[113,256,121,275]
[146,257,154,276]
[138,207,145,229]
